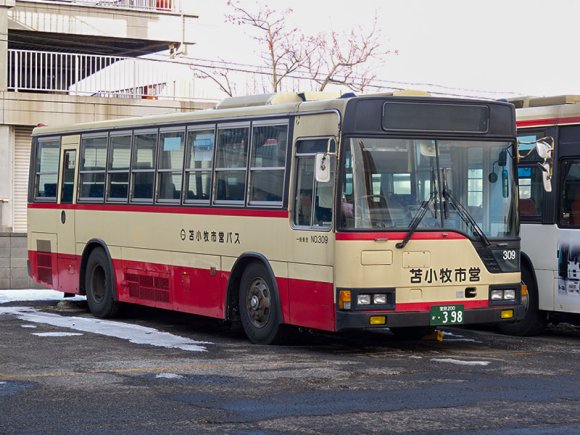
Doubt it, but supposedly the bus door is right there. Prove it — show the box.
[289,137,336,331]
[56,136,80,292]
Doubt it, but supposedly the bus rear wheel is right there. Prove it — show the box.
[85,248,120,319]
[239,262,285,345]
[498,265,546,336]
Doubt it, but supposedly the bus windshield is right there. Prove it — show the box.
[340,137,518,239]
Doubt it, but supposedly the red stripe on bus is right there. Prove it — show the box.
[28,202,289,218]
[335,231,466,241]
[516,115,580,128]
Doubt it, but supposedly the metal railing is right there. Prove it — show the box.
[22,0,182,13]
[8,49,198,101]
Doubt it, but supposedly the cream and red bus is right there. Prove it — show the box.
[507,95,580,335]
[28,92,523,344]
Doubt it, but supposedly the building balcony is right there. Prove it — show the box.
[10,0,198,57]
[8,48,201,101]
[27,0,183,13]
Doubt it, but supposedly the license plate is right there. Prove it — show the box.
[430,304,464,325]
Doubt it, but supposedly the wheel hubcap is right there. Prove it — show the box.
[246,277,271,329]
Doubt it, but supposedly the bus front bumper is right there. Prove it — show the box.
[335,305,525,331]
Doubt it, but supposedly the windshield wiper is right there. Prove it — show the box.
[441,168,490,246]
[396,168,438,249]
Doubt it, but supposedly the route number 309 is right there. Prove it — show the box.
[502,250,517,261]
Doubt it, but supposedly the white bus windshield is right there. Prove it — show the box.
[340,137,518,239]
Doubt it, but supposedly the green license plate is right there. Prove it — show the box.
[430,304,464,325]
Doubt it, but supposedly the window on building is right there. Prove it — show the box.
[34,138,61,201]
[185,127,215,203]
[79,135,107,201]
[107,133,131,202]
[157,128,185,203]
[214,125,250,203]
[249,123,288,205]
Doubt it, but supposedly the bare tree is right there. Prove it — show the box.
[191,60,237,97]
[226,0,313,92]
[193,2,394,96]
[306,16,392,92]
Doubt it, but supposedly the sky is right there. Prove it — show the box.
[183,0,580,100]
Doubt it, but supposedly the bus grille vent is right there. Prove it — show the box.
[125,273,170,303]
[480,254,502,273]
[36,252,53,285]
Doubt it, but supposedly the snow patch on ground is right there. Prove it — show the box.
[156,373,184,379]
[431,358,491,366]
[32,332,84,337]
[0,290,85,304]
[0,306,210,352]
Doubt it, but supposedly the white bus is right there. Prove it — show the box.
[506,95,580,335]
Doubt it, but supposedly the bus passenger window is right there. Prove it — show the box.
[107,133,131,202]
[79,135,107,201]
[214,126,249,203]
[249,123,288,205]
[131,130,157,202]
[34,138,60,202]
[157,129,185,203]
[185,128,214,203]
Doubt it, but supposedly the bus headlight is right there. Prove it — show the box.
[357,294,371,305]
[373,294,387,305]
[504,289,516,300]
[489,286,519,304]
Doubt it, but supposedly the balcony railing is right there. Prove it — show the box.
[8,49,199,102]
[22,0,182,13]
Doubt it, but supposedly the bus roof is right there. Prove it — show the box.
[512,95,580,128]
[32,90,505,137]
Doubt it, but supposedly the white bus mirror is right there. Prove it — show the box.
[538,162,552,192]
[535,140,552,160]
[315,153,331,183]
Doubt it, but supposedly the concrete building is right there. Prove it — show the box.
[0,0,216,288]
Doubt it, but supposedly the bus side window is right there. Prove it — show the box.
[518,165,543,221]
[560,160,580,227]
[131,130,157,203]
[293,138,335,228]
[34,138,60,202]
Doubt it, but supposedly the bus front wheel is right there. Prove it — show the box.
[85,248,120,319]
[239,262,285,345]
[498,265,546,336]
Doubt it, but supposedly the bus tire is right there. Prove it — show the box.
[85,248,120,319]
[390,326,435,340]
[498,265,546,336]
[239,262,285,345]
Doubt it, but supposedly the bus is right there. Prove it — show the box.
[507,95,580,335]
[27,91,524,344]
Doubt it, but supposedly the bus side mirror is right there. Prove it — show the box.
[535,140,552,160]
[535,139,553,192]
[315,153,331,183]
[538,162,552,193]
